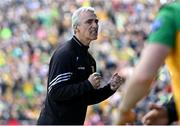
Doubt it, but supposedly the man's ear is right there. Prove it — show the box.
[75,25,80,32]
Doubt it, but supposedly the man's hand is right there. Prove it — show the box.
[88,72,101,89]
[109,73,125,91]
[142,103,169,125]
[117,109,136,125]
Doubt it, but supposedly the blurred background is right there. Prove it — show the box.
[0,0,173,125]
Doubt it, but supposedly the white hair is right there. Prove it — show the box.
[72,7,95,33]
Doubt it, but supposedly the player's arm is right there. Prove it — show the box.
[119,2,175,115]
[119,43,171,113]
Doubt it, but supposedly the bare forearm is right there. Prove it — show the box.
[119,75,153,112]
[119,44,170,113]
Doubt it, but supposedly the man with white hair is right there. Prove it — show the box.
[37,6,123,125]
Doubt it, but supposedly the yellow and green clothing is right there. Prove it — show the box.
[148,1,180,123]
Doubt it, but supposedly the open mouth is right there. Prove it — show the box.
[91,30,98,35]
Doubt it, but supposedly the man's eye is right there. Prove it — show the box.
[86,21,92,24]
[85,19,99,24]
[95,19,99,24]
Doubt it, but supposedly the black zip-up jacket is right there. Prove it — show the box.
[37,36,115,125]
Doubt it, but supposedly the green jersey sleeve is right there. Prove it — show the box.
[148,3,176,48]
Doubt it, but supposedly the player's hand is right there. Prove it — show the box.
[142,103,169,125]
[88,72,101,89]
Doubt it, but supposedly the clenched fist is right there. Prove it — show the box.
[109,73,125,91]
[88,72,101,89]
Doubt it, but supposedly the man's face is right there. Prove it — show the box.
[77,11,99,42]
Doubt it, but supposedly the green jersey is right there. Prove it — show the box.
[148,1,180,123]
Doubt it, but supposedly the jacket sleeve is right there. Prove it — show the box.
[48,50,94,101]
[83,84,115,105]
[163,97,178,124]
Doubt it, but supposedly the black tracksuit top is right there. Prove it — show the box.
[37,36,115,125]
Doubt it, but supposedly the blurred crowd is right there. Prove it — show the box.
[0,0,172,125]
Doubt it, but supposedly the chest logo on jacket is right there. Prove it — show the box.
[78,67,85,70]
[91,66,95,73]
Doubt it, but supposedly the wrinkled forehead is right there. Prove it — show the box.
[79,11,98,21]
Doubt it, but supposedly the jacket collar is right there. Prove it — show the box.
[72,35,89,51]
